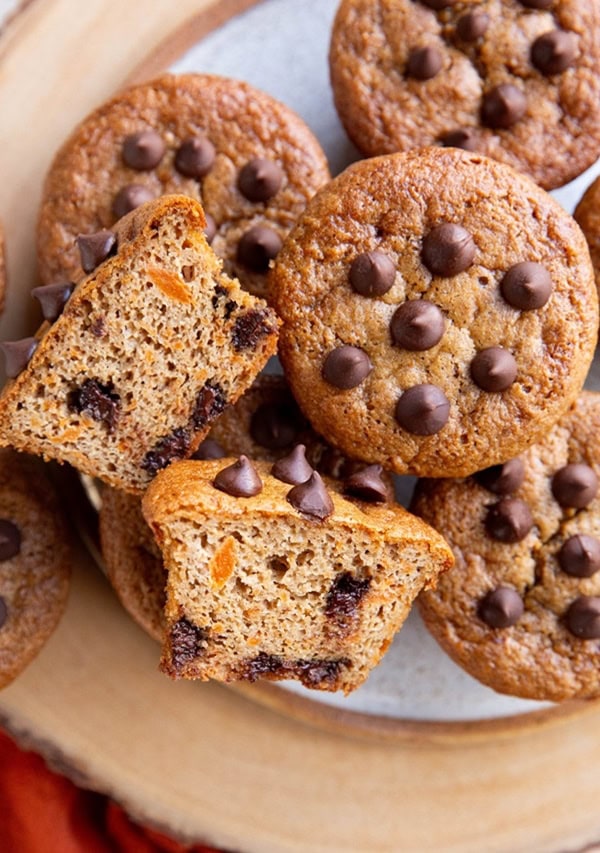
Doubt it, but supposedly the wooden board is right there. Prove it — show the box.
[1,1,600,850]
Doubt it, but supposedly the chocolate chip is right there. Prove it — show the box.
[236,225,282,273]
[238,158,283,203]
[478,587,524,628]
[470,347,517,392]
[214,455,263,497]
[322,345,372,390]
[420,0,458,7]
[558,535,600,578]
[271,444,313,485]
[191,381,226,429]
[531,29,577,76]
[76,230,117,273]
[122,130,165,170]
[481,85,527,129]
[250,399,303,450]
[520,0,553,6]
[475,458,525,495]
[32,282,74,322]
[287,471,334,520]
[192,438,226,460]
[344,464,391,503]
[390,301,445,351]
[565,596,600,639]
[0,338,38,378]
[395,384,450,435]
[170,618,209,672]
[349,251,395,296]
[456,10,490,41]
[241,652,285,680]
[422,223,475,276]
[552,464,598,508]
[67,378,120,432]
[406,46,442,80]
[325,572,371,619]
[204,213,216,244]
[0,520,21,561]
[112,184,154,220]
[295,658,348,686]
[439,129,478,151]
[485,498,533,543]
[0,597,7,630]
[175,136,215,179]
[141,427,191,474]
[500,262,553,310]
[90,316,106,338]
[231,308,275,351]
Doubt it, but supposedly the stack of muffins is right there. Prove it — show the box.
[0,0,599,701]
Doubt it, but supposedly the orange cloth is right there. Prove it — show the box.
[0,729,221,853]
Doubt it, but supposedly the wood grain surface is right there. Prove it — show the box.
[1,1,600,850]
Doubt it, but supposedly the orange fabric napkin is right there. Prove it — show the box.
[0,729,221,853]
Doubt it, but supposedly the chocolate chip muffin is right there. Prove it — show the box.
[0,195,279,493]
[142,457,453,692]
[0,450,71,689]
[271,148,597,478]
[329,0,600,189]
[100,374,393,641]
[412,391,600,702]
[574,175,600,298]
[37,73,330,298]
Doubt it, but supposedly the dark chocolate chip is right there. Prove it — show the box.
[250,399,303,450]
[0,597,7,629]
[475,458,525,495]
[122,130,165,171]
[238,158,283,202]
[236,225,283,273]
[191,381,227,429]
[322,345,372,390]
[406,46,443,80]
[420,0,458,7]
[32,282,74,322]
[349,251,396,296]
[241,652,285,680]
[214,455,263,497]
[90,317,106,338]
[565,596,600,639]
[520,0,553,7]
[141,427,191,474]
[271,444,313,485]
[112,184,154,220]
[439,128,478,151]
[170,618,209,672]
[456,10,490,41]
[295,658,349,686]
[0,520,21,561]
[531,30,577,75]
[558,535,600,578]
[0,338,38,378]
[552,464,598,508]
[390,300,445,351]
[287,471,334,520]
[470,347,517,392]
[422,223,475,276]
[231,309,275,351]
[76,230,117,273]
[204,213,216,244]
[395,384,450,435]
[325,572,371,619]
[478,587,524,628]
[481,85,527,129]
[485,498,533,543]
[67,378,120,432]
[344,464,391,503]
[174,135,215,179]
[192,438,226,460]
[500,262,553,310]
[238,653,348,686]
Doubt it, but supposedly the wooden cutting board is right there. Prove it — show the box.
[1,1,600,850]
